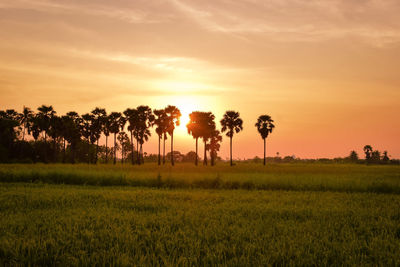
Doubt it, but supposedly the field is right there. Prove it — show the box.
[1,163,400,265]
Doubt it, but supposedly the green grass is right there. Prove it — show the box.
[1,183,400,265]
[1,163,400,265]
[1,163,400,193]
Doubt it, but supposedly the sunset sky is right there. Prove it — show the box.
[1,0,399,159]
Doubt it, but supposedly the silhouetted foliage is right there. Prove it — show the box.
[221,111,243,166]
[255,115,275,165]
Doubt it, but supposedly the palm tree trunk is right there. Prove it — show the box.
[136,138,140,165]
[230,136,233,166]
[95,139,99,164]
[158,135,161,165]
[263,138,266,166]
[121,143,124,164]
[87,139,90,164]
[140,144,143,164]
[170,133,174,166]
[203,140,207,165]
[195,138,198,166]
[130,131,134,165]
[113,133,117,165]
[105,135,108,164]
[62,138,66,163]
[22,125,25,141]
[163,135,166,165]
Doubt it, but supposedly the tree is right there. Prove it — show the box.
[164,106,181,166]
[199,112,216,166]
[382,151,390,163]
[117,131,130,164]
[187,111,203,166]
[154,109,168,165]
[37,105,55,143]
[123,108,138,165]
[363,145,372,163]
[371,150,381,164]
[118,115,127,163]
[255,115,275,165]
[64,112,82,163]
[91,107,106,164]
[206,129,222,166]
[20,106,33,141]
[108,112,122,164]
[102,113,111,164]
[136,106,154,164]
[81,113,94,163]
[220,111,243,166]
[349,150,358,163]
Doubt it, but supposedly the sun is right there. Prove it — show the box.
[175,97,199,128]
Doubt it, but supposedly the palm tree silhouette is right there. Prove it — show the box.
[136,106,154,164]
[255,115,275,165]
[164,105,181,166]
[363,145,373,162]
[37,105,55,143]
[220,111,243,166]
[118,115,127,164]
[91,108,106,164]
[206,129,222,166]
[154,109,168,165]
[64,111,82,164]
[200,112,216,166]
[81,113,94,163]
[20,106,33,141]
[102,113,111,164]
[108,112,122,165]
[187,111,203,166]
[123,108,138,165]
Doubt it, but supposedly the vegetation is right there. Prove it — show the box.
[1,178,400,265]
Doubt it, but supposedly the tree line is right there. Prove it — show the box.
[0,105,275,165]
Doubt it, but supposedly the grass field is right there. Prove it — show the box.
[1,163,400,265]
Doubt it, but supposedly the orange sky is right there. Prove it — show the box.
[1,0,400,159]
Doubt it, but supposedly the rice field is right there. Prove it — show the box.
[0,163,400,265]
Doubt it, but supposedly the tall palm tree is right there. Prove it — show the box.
[255,115,275,165]
[118,115,127,164]
[363,145,373,162]
[20,106,33,141]
[220,111,243,166]
[153,109,167,165]
[206,129,222,166]
[200,112,216,166]
[164,105,181,166]
[187,111,203,166]
[81,113,94,164]
[108,112,122,165]
[136,106,154,165]
[64,111,82,164]
[37,105,55,143]
[91,107,106,164]
[123,108,138,165]
[102,113,111,164]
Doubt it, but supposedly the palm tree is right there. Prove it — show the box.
[20,106,33,141]
[363,145,373,163]
[187,111,203,166]
[118,115,127,164]
[200,112,216,166]
[117,131,130,164]
[81,113,94,163]
[123,108,138,165]
[164,105,181,166]
[136,106,154,165]
[108,112,122,165]
[37,105,56,143]
[102,113,111,164]
[153,109,167,165]
[91,108,106,164]
[64,111,82,164]
[255,115,275,165]
[220,111,243,166]
[206,129,222,166]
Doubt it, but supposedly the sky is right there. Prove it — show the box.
[1,0,400,159]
